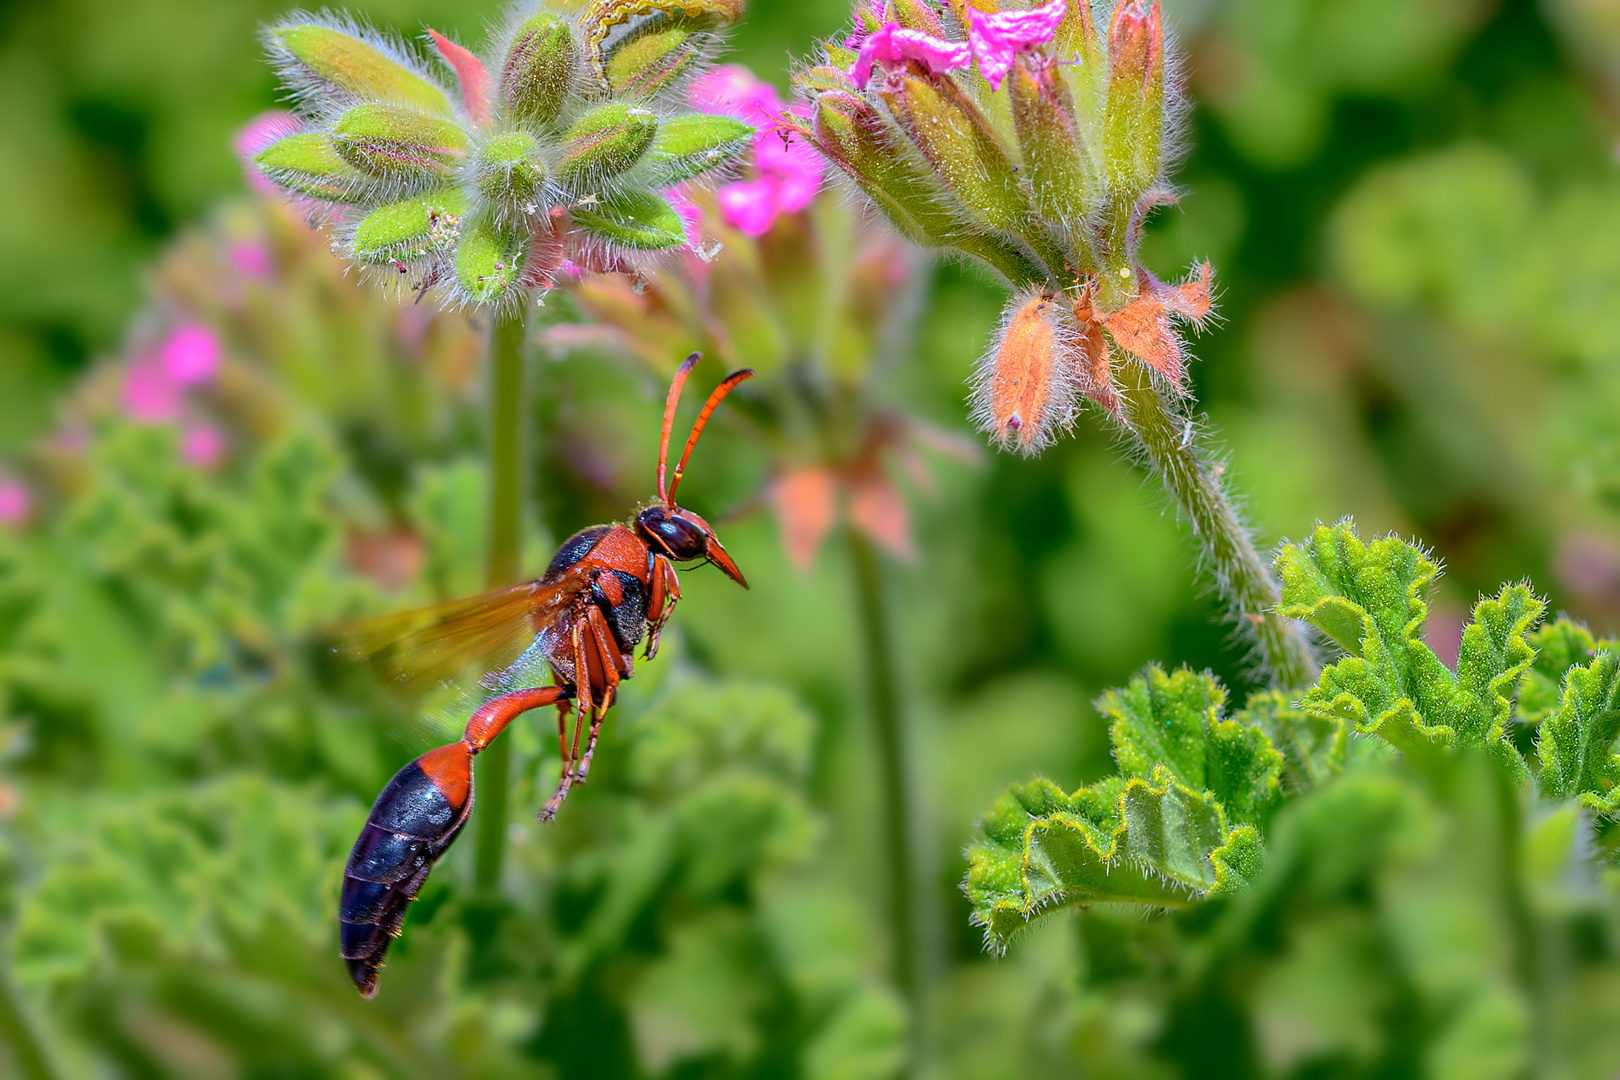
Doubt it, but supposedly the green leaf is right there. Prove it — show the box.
[651,114,753,186]
[1520,619,1600,727]
[1279,522,1538,781]
[570,189,688,250]
[1535,647,1620,812]
[1235,689,1376,791]
[1103,665,1282,828]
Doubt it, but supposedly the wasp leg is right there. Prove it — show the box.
[644,554,681,660]
[540,619,596,821]
[340,684,568,997]
[573,605,627,787]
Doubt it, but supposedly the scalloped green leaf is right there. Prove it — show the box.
[1520,619,1600,726]
[1279,522,1537,781]
[1235,689,1369,791]
[1536,648,1620,812]
[570,189,688,250]
[1103,666,1282,828]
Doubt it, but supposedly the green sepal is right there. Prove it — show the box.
[500,13,576,128]
[1009,56,1096,230]
[330,103,468,179]
[570,189,687,250]
[1535,646,1620,812]
[474,131,545,207]
[271,24,451,115]
[1103,665,1283,829]
[651,114,752,186]
[880,73,1029,235]
[350,188,469,265]
[1279,522,1539,782]
[253,132,369,203]
[453,218,527,304]
[557,103,659,186]
[603,24,704,99]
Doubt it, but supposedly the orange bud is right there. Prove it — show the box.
[972,289,1078,456]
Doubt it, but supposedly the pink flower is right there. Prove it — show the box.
[160,325,221,386]
[123,357,183,423]
[181,424,227,469]
[234,110,301,195]
[228,241,274,280]
[688,66,825,236]
[968,0,1068,91]
[0,479,32,528]
[667,189,704,246]
[847,23,971,90]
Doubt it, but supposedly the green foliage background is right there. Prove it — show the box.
[3,0,1620,1076]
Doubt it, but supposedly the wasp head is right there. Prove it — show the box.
[635,505,747,588]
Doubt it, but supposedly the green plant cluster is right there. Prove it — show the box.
[967,521,1620,1072]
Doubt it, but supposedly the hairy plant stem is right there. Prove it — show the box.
[846,531,922,1071]
[0,965,56,1080]
[1116,360,1318,689]
[474,306,528,893]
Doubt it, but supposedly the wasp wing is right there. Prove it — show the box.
[337,577,586,688]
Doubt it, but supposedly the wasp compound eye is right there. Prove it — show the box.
[637,507,709,560]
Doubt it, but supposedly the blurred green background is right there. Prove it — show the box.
[3,0,1620,1076]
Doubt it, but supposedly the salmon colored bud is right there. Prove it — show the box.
[972,289,1079,456]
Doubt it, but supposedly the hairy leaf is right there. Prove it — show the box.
[1536,647,1620,812]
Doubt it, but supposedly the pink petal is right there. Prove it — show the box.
[180,424,227,469]
[968,0,1067,91]
[122,358,182,423]
[689,64,784,124]
[0,479,32,528]
[227,241,274,279]
[849,23,971,90]
[160,324,220,386]
[428,29,490,125]
[717,180,781,236]
[666,188,704,246]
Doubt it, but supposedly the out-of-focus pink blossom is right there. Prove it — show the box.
[160,325,221,386]
[667,189,704,246]
[0,478,32,528]
[181,424,227,469]
[968,0,1068,91]
[847,23,971,90]
[689,66,825,236]
[123,357,183,423]
[234,110,301,195]
[228,241,274,279]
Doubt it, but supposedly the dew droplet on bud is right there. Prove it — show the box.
[971,288,1079,457]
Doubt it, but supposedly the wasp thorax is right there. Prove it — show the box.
[972,288,1080,457]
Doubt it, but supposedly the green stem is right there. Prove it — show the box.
[1116,360,1318,690]
[474,306,528,893]
[846,530,921,1071]
[0,964,57,1080]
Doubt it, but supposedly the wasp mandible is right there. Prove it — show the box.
[338,353,753,997]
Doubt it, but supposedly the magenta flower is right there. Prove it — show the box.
[228,241,274,280]
[160,325,221,386]
[0,478,32,529]
[689,66,825,236]
[123,357,183,423]
[847,23,971,90]
[181,424,227,469]
[967,0,1068,90]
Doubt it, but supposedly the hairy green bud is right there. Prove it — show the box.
[351,189,469,265]
[1010,58,1095,230]
[603,24,705,99]
[271,24,450,115]
[454,218,527,303]
[879,74,1028,234]
[331,103,468,179]
[475,131,545,206]
[651,114,752,186]
[1102,1,1166,200]
[570,189,687,249]
[254,133,369,203]
[557,103,659,185]
[500,13,575,127]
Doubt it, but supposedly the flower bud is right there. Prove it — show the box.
[351,189,469,265]
[584,0,743,90]
[254,133,369,203]
[474,131,545,207]
[454,218,527,303]
[331,103,468,179]
[1009,55,1094,230]
[1102,1,1165,199]
[879,73,1027,234]
[971,289,1079,456]
[570,190,688,250]
[269,23,450,115]
[500,13,576,128]
[602,24,706,99]
[651,114,754,186]
[889,0,946,36]
[556,103,659,186]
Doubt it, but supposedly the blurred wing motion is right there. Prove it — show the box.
[337,578,586,687]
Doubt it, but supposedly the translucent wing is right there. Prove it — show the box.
[337,577,586,688]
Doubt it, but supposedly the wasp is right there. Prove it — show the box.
[338,353,753,997]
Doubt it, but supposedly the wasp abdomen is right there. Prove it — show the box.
[339,742,473,997]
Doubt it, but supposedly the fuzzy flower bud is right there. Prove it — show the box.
[254,1,751,313]
[971,288,1079,456]
[1102,1,1165,200]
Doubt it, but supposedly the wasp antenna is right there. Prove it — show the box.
[667,368,754,507]
[658,353,703,505]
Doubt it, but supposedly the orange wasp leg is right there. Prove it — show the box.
[644,554,682,660]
